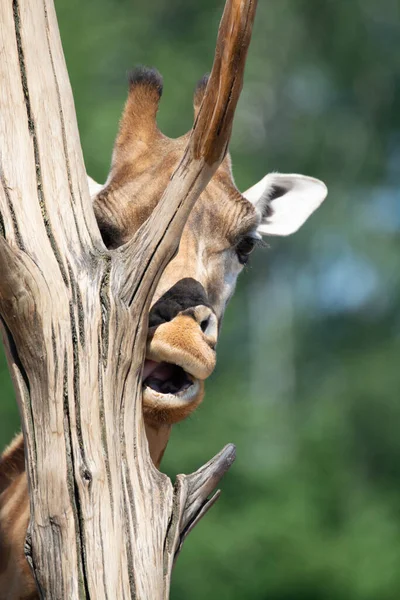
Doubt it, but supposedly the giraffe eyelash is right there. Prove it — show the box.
[253,237,268,249]
[235,234,268,265]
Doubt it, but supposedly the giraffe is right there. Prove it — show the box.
[0,68,327,599]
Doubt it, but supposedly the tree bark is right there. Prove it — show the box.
[0,0,256,597]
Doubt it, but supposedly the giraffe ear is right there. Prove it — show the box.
[243,173,327,236]
[87,176,103,198]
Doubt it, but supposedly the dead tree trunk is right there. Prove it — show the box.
[0,0,257,597]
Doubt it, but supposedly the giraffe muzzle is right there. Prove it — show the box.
[142,305,217,424]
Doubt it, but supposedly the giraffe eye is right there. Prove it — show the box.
[235,236,257,265]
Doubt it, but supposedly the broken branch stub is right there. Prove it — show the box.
[0,0,256,597]
[173,443,237,565]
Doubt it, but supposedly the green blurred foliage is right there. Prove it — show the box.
[1,0,400,598]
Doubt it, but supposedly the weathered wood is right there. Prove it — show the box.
[0,0,256,597]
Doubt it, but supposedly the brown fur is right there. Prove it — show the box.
[0,436,35,600]
[0,435,25,496]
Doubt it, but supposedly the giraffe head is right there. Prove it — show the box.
[92,68,327,426]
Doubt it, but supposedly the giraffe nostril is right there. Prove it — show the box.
[200,316,210,333]
[195,308,217,347]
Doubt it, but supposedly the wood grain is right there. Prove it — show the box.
[0,0,256,597]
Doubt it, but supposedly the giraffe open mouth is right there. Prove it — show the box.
[142,359,200,402]
[141,314,215,422]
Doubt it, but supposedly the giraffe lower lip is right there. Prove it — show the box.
[142,378,201,409]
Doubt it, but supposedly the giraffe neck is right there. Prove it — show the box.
[144,422,172,468]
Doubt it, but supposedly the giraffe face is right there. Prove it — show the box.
[140,164,262,424]
[93,68,327,425]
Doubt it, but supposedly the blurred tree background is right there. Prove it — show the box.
[1,0,400,598]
